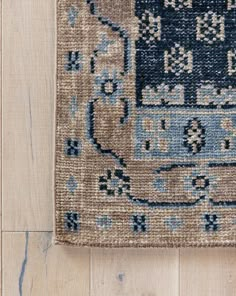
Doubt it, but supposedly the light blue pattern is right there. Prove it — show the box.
[135,112,236,159]
[96,215,112,229]
[153,177,167,192]
[66,175,78,194]
[197,85,236,106]
[96,34,115,54]
[165,216,183,231]
[95,70,123,104]
[68,6,79,27]
[142,84,184,105]
[70,96,78,119]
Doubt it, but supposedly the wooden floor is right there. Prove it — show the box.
[1,1,236,295]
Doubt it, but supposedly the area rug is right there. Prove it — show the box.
[55,0,236,247]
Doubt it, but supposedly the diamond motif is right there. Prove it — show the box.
[66,176,78,194]
[68,6,79,27]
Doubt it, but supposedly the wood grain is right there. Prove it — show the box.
[91,249,179,296]
[0,0,2,292]
[180,248,236,296]
[2,232,90,296]
[2,0,55,231]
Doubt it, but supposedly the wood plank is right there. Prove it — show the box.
[180,249,236,296]
[91,249,179,296]
[2,0,55,231]
[2,232,90,296]
[0,0,2,293]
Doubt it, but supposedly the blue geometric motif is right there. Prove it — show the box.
[204,213,218,231]
[65,51,82,72]
[65,138,81,157]
[132,215,147,232]
[65,212,80,232]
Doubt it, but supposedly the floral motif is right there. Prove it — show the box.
[99,169,130,197]
[184,169,216,197]
[95,70,123,104]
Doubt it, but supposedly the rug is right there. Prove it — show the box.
[55,0,236,247]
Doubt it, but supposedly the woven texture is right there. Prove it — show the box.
[55,0,236,247]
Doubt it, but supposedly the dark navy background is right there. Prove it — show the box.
[135,0,236,106]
